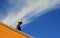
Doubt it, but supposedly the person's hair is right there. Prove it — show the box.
[18,22,22,25]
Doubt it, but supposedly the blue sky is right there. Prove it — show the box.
[22,8,60,38]
[0,0,60,38]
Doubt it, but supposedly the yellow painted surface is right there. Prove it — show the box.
[0,22,32,38]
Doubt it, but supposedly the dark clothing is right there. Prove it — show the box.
[16,21,22,31]
[16,25,21,31]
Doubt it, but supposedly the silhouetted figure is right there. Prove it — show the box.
[16,21,22,31]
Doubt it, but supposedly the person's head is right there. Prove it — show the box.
[18,21,22,25]
[18,19,22,25]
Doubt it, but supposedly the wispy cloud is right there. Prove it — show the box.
[2,0,59,28]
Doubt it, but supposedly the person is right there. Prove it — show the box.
[16,21,22,31]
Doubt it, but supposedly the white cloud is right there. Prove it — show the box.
[2,0,59,28]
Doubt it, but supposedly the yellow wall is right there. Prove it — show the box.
[0,22,32,38]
